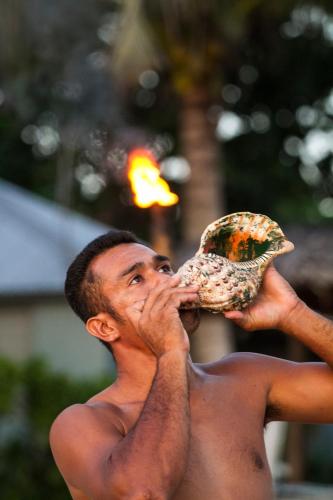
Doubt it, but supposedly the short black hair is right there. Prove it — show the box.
[64,230,140,351]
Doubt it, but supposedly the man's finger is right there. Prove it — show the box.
[150,287,199,314]
[224,311,244,320]
[142,275,181,311]
[169,292,200,309]
[144,277,198,312]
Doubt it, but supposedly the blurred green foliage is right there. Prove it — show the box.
[0,356,113,499]
[2,1,333,236]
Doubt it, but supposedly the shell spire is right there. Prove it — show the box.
[177,212,294,312]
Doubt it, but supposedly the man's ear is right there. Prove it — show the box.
[86,313,120,343]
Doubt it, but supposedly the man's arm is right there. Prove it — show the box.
[224,265,333,423]
[50,350,190,499]
[280,300,333,367]
[50,277,199,499]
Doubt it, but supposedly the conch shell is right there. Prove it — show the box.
[177,212,294,313]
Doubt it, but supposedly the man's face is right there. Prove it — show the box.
[90,243,200,337]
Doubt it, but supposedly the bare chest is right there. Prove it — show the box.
[111,375,273,500]
[173,386,273,500]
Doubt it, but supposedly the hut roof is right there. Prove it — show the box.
[0,180,112,296]
[276,224,333,292]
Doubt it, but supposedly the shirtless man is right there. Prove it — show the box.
[50,230,333,500]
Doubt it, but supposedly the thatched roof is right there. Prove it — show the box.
[276,225,333,293]
[0,180,112,296]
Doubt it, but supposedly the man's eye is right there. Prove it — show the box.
[130,274,143,285]
[159,264,172,273]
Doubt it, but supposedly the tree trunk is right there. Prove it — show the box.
[179,86,233,362]
[0,0,25,73]
[180,88,225,239]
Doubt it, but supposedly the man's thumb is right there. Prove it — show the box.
[224,311,244,320]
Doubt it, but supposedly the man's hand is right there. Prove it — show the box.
[224,264,301,332]
[51,279,197,500]
[127,275,199,358]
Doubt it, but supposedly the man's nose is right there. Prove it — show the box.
[150,269,173,287]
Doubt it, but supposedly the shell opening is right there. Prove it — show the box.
[202,230,279,262]
[199,213,290,262]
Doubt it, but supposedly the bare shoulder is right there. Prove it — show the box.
[198,351,293,378]
[50,403,89,448]
[49,402,124,495]
[50,399,123,440]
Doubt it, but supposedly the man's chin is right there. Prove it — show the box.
[179,308,201,334]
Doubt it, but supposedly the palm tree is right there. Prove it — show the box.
[112,1,228,240]
[109,0,307,361]
[110,1,231,361]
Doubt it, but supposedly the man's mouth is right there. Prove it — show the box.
[179,308,200,322]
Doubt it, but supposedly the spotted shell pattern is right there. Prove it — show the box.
[177,212,294,313]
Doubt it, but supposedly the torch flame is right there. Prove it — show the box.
[127,148,179,208]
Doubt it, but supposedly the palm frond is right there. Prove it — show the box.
[111,0,159,83]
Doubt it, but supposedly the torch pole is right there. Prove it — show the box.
[150,204,172,258]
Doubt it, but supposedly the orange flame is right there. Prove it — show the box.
[127,148,179,208]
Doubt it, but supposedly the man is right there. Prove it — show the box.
[50,230,333,500]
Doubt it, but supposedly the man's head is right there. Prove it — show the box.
[65,230,200,354]
[65,230,140,351]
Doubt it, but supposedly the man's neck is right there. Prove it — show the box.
[110,347,200,404]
